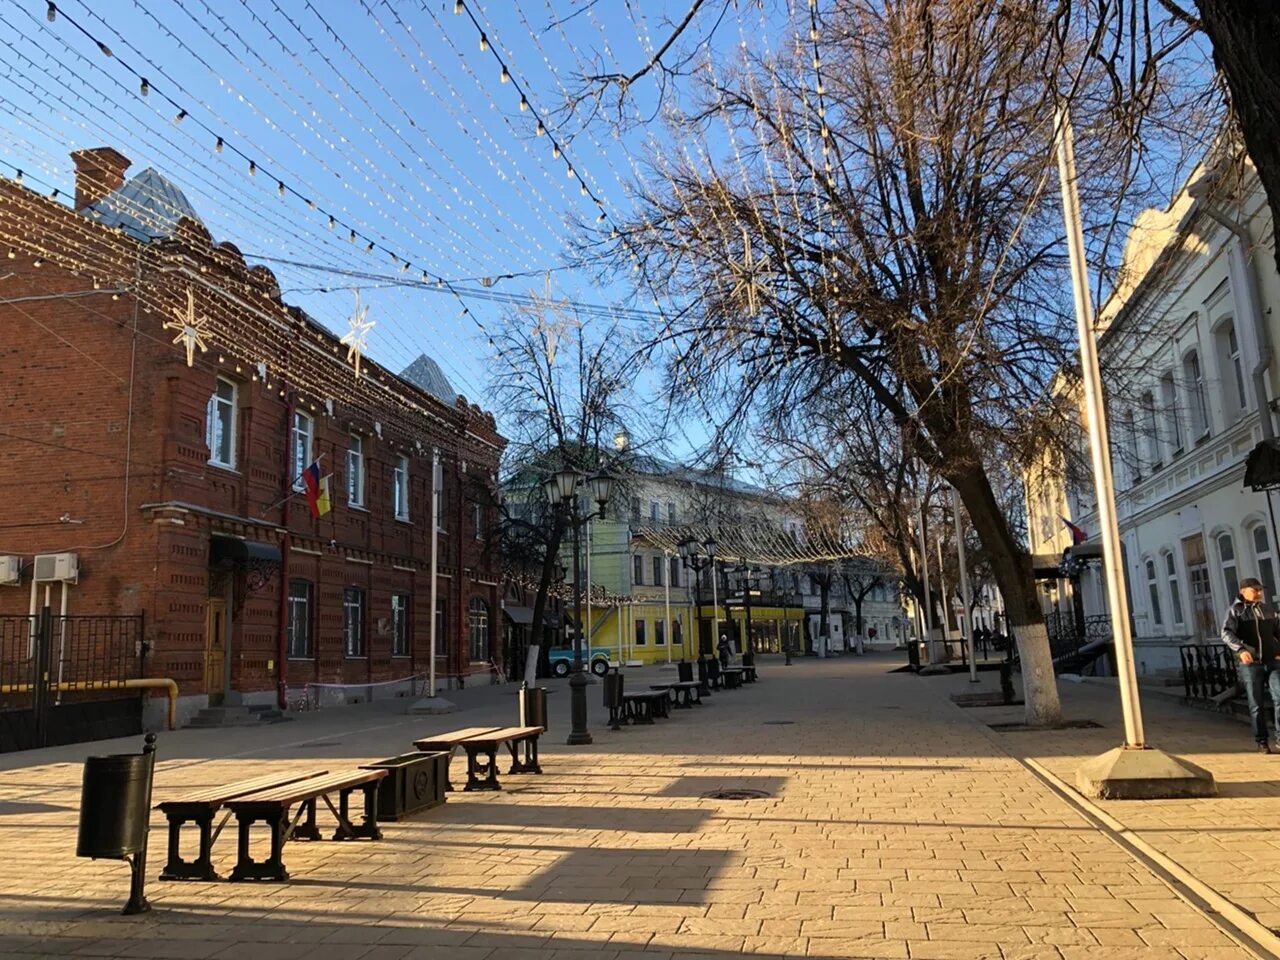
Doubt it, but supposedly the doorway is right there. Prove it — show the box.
[1182,534,1216,642]
[204,597,228,706]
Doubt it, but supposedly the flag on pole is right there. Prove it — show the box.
[302,461,332,518]
[1061,516,1087,546]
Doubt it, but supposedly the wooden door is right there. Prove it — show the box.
[205,598,227,706]
[1182,535,1216,643]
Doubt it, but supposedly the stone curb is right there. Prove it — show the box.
[942,689,1280,960]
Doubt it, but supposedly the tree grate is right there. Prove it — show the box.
[701,789,771,800]
[987,719,1103,732]
[762,720,795,725]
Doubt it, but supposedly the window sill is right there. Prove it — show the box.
[349,503,369,513]
[390,653,411,659]
[207,461,239,474]
[343,654,368,660]
[287,656,314,662]
[1194,430,1211,447]
[395,516,412,525]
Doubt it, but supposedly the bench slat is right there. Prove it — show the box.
[457,725,543,745]
[413,726,502,750]
[157,769,329,810]
[228,769,387,806]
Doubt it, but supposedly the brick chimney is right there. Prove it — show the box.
[70,147,130,211]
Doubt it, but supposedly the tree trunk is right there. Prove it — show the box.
[818,578,831,652]
[1196,1,1280,281]
[526,506,568,685]
[948,465,1061,726]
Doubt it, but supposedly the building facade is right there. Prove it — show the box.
[0,147,505,727]
[1025,149,1280,675]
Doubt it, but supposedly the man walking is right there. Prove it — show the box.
[1222,577,1280,752]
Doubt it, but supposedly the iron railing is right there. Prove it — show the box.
[0,613,144,708]
[1180,643,1238,701]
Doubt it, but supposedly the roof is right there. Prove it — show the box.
[86,167,201,240]
[399,354,456,405]
[632,453,776,499]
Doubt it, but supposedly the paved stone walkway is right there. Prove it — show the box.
[0,655,1266,959]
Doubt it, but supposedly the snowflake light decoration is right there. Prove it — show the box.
[726,229,772,317]
[340,289,375,378]
[163,287,209,367]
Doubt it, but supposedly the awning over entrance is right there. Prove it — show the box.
[1031,554,1065,579]
[209,536,282,565]
[503,605,534,625]
[1068,538,1104,561]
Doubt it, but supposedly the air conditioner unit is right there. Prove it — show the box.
[0,556,19,586]
[33,552,78,584]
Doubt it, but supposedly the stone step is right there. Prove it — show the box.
[184,704,293,728]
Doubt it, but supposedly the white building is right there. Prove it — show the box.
[1026,148,1280,675]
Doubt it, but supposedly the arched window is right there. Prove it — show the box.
[1145,559,1163,627]
[1214,318,1248,421]
[1163,551,1184,627]
[1184,350,1209,439]
[1252,523,1278,606]
[468,597,489,663]
[1160,372,1182,456]
[1218,532,1239,601]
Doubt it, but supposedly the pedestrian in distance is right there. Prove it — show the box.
[1221,577,1280,753]
[717,633,731,669]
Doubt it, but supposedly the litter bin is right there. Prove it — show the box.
[602,669,625,730]
[520,683,548,730]
[76,733,156,915]
[676,660,693,683]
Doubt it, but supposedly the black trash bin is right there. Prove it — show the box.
[520,684,548,730]
[602,670,625,730]
[677,661,693,683]
[77,733,156,915]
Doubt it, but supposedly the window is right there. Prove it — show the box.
[673,619,683,650]
[347,434,365,507]
[1254,524,1278,607]
[650,501,659,522]
[1218,532,1239,601]
[286,580,312,658]
[343,587,366,657]
[670,557,681,588]
[468,597,489,662]
[655,619,666,646]
[653,556,663,586]
[291,412,313,492]
[630,496,641,521]
[206,377,236,467]
[1117,409,1138,486]
[635,619,647,646]
[1160,372,1182,455]
[393,455,410,520]
[391,593,410,657]
[667,502,676,524]
[1185,350,1209,439]
[1217,320,1248,420]
[472,502,483,539]
[1145,560,1163,626]
[1140,391,1161,468]
[436,597,446,651]
[1163,552,1184,627]
[633,554,644,586]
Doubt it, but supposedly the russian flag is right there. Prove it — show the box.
[302,461,332,519]
[1061,516,1087,546]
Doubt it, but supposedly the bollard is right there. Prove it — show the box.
[77,733,157,915]
[519,682,548,731]
[999,662,1015,704]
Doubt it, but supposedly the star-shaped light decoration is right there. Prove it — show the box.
[726,228,772,317]
[163,287,210,367]
[525,276,577,365]
[340,289,375,378]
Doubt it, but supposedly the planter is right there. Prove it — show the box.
[361,751,448,821]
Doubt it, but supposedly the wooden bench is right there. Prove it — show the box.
[224,768,388,882]
[156,769,327,881]
[412,726,503,791]
[449,726,544,791]
[650,681,702,709]
[621,690,669,724]
[721,667,745,689]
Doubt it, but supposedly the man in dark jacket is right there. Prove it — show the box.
[1222,577,1280,752]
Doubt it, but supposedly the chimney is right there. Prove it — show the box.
[70,147,130,211]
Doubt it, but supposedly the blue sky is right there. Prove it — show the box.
[0,0,792,460]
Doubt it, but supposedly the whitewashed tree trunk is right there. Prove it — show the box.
[1011,620,1060,726]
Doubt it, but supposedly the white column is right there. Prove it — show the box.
[664,551,673,663]
[585,519,593,661]
[710,560,720,642]
[1056,107,1145,747]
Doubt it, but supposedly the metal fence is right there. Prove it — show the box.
[1179,643,1238,701]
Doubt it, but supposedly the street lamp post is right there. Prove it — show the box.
[544,467,615,746]
[678,537,718,660]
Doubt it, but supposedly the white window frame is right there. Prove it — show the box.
[670,557,681,588]
[469,597,489,662]
[1145,558,1163,627]
[1163,551,1184,627]
[206,377,237,468]
[634,618,647,647]
[1227,323,1247,413]
[343,587,366,658]
[1160,371,1182,456]
[1252,523,1278,607]
[1218,532,1239,602]
[291,411,313,492]
[286,579,312,659]
[1184,350,1209,440]
[433,459,446,532]
[633,554,644,586]
[393,454,410,521]
[391,592,410,658]
[472,502,483,539]
[652,555,663,586]
[655,619,666,646]
[1140,391,1161,468]
[347,434,365,507]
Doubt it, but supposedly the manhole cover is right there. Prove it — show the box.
[701,789,770,800]
[762,720,795,725]
[988,719,1102,732]
[300,741,343,747]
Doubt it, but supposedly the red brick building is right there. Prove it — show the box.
[0,147,505,727]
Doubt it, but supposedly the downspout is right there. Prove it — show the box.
[276,392,294,710]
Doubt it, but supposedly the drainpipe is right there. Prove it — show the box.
[1189,175,1274,441]
[276,393,294,710]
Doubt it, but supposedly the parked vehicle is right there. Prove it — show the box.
[547,644,614,677]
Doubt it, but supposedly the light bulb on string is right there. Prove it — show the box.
[33,257,43,267]
[139,78,149,97]
[348,230,356,243]
[536,121,545,136]
[552,144,560,159]
[174,109,187,123]
[500,65,510,84]
[328,215,336,229]
[13,170,21,184]
[215,137,223,153]
[365,241,374,253]
[46,2,56,21]
[97,41,112,57]
[519,95,528,112]
[248,160,256,176]
[276,181,285,196]
[479,33,488,52]
[454,0,463,11]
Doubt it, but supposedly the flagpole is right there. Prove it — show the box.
[263,452,328,514]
